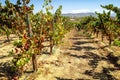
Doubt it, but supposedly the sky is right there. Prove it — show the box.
[0,0,120,14]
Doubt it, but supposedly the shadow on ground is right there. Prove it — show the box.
[85,67,116,80]
[70,46,97,51]
[0,55,9,59]
[66,50,119,80]
[0,62,13,79]
[56,77,84,80]
[66,34,120,80]
[73,41,98,45]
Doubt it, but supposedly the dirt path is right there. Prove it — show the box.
[53,29,118,80]
[0,30,120,80]
[21,29,119,80]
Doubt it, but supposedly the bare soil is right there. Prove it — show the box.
[0,30,120,80]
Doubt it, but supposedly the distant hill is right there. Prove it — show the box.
[62,12,116,17]
[62,12,97,17]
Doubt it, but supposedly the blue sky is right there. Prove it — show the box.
[0,0,120,13]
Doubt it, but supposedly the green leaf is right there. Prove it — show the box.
[13,40,22,48]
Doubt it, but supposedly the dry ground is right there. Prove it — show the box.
[0,30,120,80]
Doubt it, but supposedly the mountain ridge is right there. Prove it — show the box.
[62,12,115,17]
[62,12,96,17]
